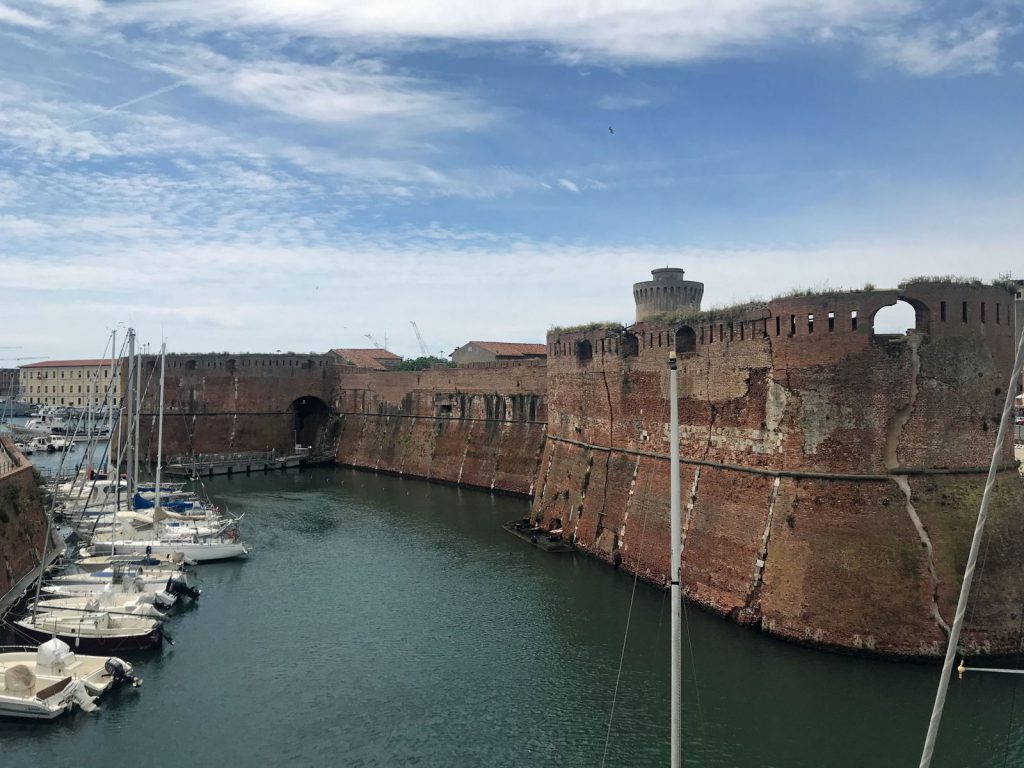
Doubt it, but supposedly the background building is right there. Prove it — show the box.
[0,369,18,400]
[328,348,402,371]
[19,359,120,407]
[450,341,547,366]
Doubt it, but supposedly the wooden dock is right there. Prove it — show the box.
[164,449,316,478]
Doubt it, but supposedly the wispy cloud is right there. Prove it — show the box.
[557,178,580,193]
[114,0,916,64]
[163,54,493,130]
[871,21,1005,76]
[0,3,48,29]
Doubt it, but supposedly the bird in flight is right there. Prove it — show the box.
[608,127,614,134]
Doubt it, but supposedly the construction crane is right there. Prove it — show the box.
[409,322,430,357]
[0,356,43,362]
[364,334,384,350]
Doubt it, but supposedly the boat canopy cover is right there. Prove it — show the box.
[133,492,196,512]
[36,638,75,676]
[4,664,35,694]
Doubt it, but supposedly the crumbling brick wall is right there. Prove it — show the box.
[535,282,1024,657]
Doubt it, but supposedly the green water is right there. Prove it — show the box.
[1,466,1022,767]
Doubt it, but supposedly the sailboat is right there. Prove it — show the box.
[12,610,164,652]
[90,341,249,562]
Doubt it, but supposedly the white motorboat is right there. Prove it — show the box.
[41,566,197,607]
[0,638,141,698]
[0,665,98,719]
[0,638,140,719]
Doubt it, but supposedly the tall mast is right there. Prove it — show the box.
[668,350,682,768]
[154,342,166,512]
[124,329,135,502]
[133,342,141,494]
[86,364,94,474]
[918,327,1024,767]
[106,330,116,476]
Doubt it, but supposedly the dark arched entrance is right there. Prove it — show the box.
[290,396,330,451]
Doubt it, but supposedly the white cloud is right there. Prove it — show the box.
[114,0,916,64]
[872,21,1004,76]
[557,178,580,193]
[2,230,1021,360]
[0,3,48,29]
[143,48,493,131]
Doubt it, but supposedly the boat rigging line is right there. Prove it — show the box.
[918,326,1024,768]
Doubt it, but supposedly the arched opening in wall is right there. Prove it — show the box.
[675,326,696,355]
[871,298,930,337]
[185,359,197,371]
[226,358,237,373]
[290,395,330,452]
[576,340,593,363]
[620,332,639,358]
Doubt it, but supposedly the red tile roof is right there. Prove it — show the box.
[464,341,547,358]
[329,348,401,370]
[20,359,115,368]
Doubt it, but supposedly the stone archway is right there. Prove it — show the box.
[290,395,330,451]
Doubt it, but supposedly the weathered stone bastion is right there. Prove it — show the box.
[0,436,48,611]
[130,278,1024,657]
[538,281,1024,657]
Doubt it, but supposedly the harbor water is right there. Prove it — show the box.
[2,466,1023,767]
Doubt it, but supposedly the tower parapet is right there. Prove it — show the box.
[633,267,704,322]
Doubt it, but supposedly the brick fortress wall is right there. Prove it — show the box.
[536,282,1024,657]
[0,437,48,602]
[133,353,549,496]
[134,353,336,460]
[333,361,547,495]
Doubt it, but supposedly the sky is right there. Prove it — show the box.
[0,0,1022,361]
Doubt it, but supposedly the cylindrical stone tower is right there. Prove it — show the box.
[633,267,704,322]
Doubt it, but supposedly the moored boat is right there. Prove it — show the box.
[13,611,164,653]
[0,638,141,719]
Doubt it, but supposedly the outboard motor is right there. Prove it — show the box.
[151,589,177,610]
[165,572,201,601]
[104,657,142,687]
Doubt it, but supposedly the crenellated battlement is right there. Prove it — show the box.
[549,283,1017,375]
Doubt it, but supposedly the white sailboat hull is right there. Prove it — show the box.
[87,539,249,562]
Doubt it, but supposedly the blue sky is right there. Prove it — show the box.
[0,0,1022,360]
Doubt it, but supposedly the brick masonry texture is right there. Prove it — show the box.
[0,437,48,601]
[331,365,547,495]
[128,283,1023,657]
[535,282,1024,657]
